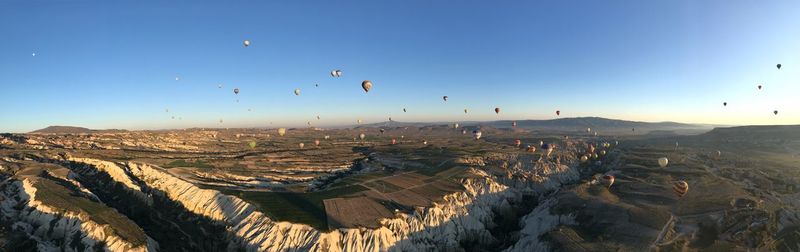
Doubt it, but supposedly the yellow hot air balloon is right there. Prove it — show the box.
[580,155,588,163]
[658,157,668,167]
[278,128,287,136]
[249,141,257,149]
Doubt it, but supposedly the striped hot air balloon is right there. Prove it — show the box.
[673,181,689,198]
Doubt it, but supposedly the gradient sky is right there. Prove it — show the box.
[1,0,799,133]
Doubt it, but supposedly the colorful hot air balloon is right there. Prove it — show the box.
[443,96,448,102]
[331,70,343,77]
[556,110,561,116]
[294,89,301,96]
[298,143,305,149]
[314,139,320,146]
[514,139,521,147]
[494,107,500,114]
[602,175,615,188]
[472,130,482,140]
[362,80,372,93]
[526,145,536,153]
[234,88,240,95]
[658,157,668,167]
[243,40,250,47]
[673,181,689,197]
[278,128,287,136]
[359,133,366,140]
[777,64,782,69]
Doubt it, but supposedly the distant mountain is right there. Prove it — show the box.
[29,126,127,134]
[359,117,713,135]
[700,125,800,140]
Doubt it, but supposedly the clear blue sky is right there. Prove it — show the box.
[1,0,799,133]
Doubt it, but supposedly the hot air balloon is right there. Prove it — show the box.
[400,135,404,139]
[514,139,521,147]
[716,150,721,157]
[526,145,536,153]
[391,139,397,145]
[314,139,320,146]
[243,40,250,47]
[294,89,301,96]
[777,64,782,69]
[587,144,596,154]
[472,130,482,140]
[278,128,287,136]
[380,129,385,134]
[218,84,223,89]
[357,119,363,124]
[166,108,169,113]
[362,80,372,93]
[234,88,240,95]
[587,128,591,133]
[774,110,779,115]
[461,129,467,135]
[359,133,366,140]
[464,108,468,114]
[580,155,588,163]
[494,107,500,114]
[331,70,342,77]
[324,135,330,140]
[453,123,459,129]
[219,119,223,123]
[601,175,615,188]
[317,115,321,120]
[443,96,448,102]
[658,157,668,167]
[512,121,517,127]
[541,143,553,157]
[249,141,257,149]
[758,85,762,90]
[556,110,561,116]
[673,181,689,197]
[723,102,727,106]
[403,108,407,112]
[315,83,319,87]
[299,143,305,149]
[539,140,544,147]
[600,150,607,156]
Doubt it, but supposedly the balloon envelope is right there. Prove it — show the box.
[777,64,781,69]
[359,133,366,140]
[556,110,560,116]
[602,175,615,188]
[249,141,257,149]
[362,80,373,93]
[673,181,689,197]
[278,128,287,136]
[443,96,448,101]
[243,40,250,47]
[472,130,482,139]
[234,88,240,95]
[294,89,301,96]
[494,107,500,114]
[658,157,668,167]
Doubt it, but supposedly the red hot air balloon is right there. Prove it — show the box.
[673,181,689,198]
[494,107,500,114]
[391,139,397,145]
[601,175,615,188]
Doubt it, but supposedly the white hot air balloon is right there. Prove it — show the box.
[298,143,305,149]
[359,133,366,140]
[472,130,482,140]
[362,80,372,93]
[278,128,287,136]
[243,40,250,47]
[324,135,330,140]
[294,89,301,96]
[453,123,459,129]
[331,69,342,77]
[658,157,669,168]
